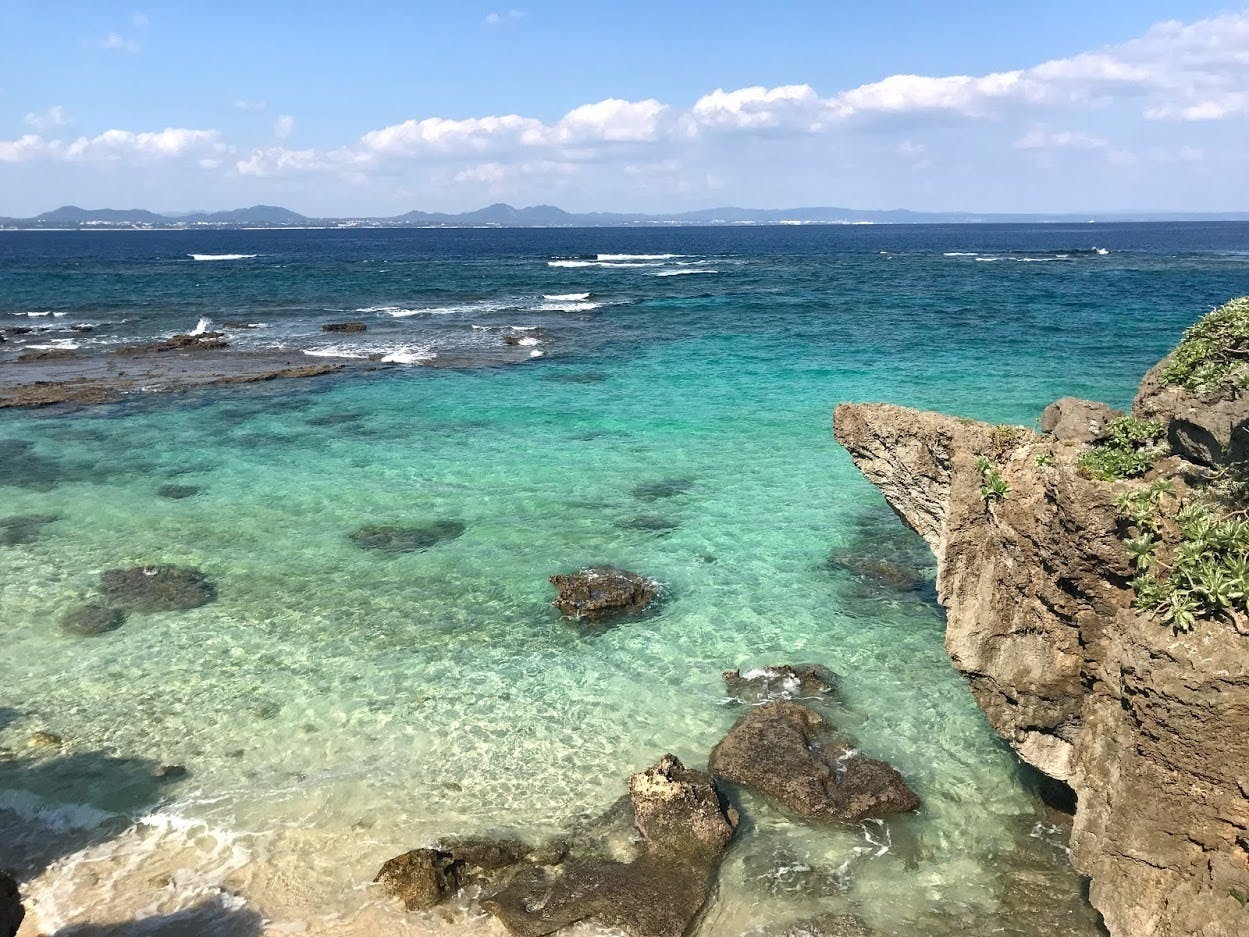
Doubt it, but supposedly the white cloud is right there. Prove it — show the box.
[552,98,666,142]
[0,134,61,163]
[24,106,69,132]
[273,115,295,140]
[234,99,267,111]
[484,9,525,26]
[1015,129,1108,149]
[93,32,141,53]
[689,84,832,132]
[64,128,226,161]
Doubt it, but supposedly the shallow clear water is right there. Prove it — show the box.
[2,224,1247,934]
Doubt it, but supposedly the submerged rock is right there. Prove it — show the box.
[549,566,659,620]
[753,914,872,937]
[722,664,839,703]
[60,603,126,636]
[18,348,78,362]
[0,871,22,937]
[1040,396,1121,444]
[0,513,59,545]
[157,484,200,500]
[709,700,919,822]
[631,479,694,502]
[375,848,463,911]
[99,564,216,613]
[350,521,465,553]
[322,321,367,332]
[620,514,680,534]
[115,332,228,355]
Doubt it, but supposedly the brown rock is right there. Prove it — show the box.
[374,848,462,911]
[1134,354,1249,466]
[549,566,659,620]
[99,564,216,613]
[1040,396,1122,444]
[833,392,1249,937]
[709,700,918,822]
[322,321,367,332]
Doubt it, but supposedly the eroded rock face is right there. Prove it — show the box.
[1040,396,1121,444]
[549,566,659,620]
[722,664,839,703]
[99,565,216,613]
[833,399,1249,937]
[1134,354,1249,466]
[709,700,918,822]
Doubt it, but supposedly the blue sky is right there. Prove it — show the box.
[2,1,1247,215]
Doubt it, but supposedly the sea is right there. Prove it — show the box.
[1,223,1247,936]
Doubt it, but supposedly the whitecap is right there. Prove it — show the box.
[190,317,214,335]
[537,301,602,312]
[381,346,436,364]
[653,268,718,276]
[517,337,541,346]
[529,349,544,357]
[943,252,978,257]
[596,253,681,261]
[26,339,80,350]
[188,253,257,261]
[547,260,661,268]
[1095,247,1110,255]
[302,345,369,359]
[12,310,67,317]
[543,292,591,301]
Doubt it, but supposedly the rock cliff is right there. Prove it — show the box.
[833,298,1249,937]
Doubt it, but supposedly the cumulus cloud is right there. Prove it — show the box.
[484,9,525,26]
[0,127,227,164]
[234,99,267,111]
[273,114,295,140]
[24,106,69,132]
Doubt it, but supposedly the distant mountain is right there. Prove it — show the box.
[4,202,1248,229]
[35,205,170,224]
[180,205,310,224]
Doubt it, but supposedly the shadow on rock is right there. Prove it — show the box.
[824,504,936,604]
[52,899,265,937]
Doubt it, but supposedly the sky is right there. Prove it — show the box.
[1,1,1247,216]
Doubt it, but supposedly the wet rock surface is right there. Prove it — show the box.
[752,914,872,937]
[115,332,228,355]
[349,521,465,553]
[709,700,919,822]
[322,321,367,332]
[99,565,216,613]
[723,664,839,703]
[0,513,59,545]
[1040,396,1121,444]
[60,604,127,636]
[375,848,463,911]
[481,754,738,937]
[549,566,659,620]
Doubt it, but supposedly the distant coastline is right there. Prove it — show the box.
[3,202,1248,230]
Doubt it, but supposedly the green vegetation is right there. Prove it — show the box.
[1118,478,1249,632]
[1076,416,1166,481]
[989,424,1027,449]
[1035,452,1055,468]
[1160,295,1249,394]
[975,456,1010,502]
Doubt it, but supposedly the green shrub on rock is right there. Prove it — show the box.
[1076,416,1165,481]
[1161,296,1249,394]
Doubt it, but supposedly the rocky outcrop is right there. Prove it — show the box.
[350,521,466,553]
[709,700,919,822]
[378,755,738,936]
[549,566,659,620]
[322,321,367,332]
[1135,355,1249,467]
[834,376,1249,934]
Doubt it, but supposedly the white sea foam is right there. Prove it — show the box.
[26,339,80,350]
[12,310,68,317]
[529,349,544,357]
[595,253,681,261]
[190,317,214,335]
[381,345,436,364]
[943,252,978,257]
[302,345,369,360]
[653,268,717,276]
[542,292,591,301]
[1095,247,1110,255]
[517,337,541,346]
[547,260,661,268]
[357,302,494,317]
[537,301,602,312]
[188,253,257,261]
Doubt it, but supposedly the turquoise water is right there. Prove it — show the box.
[2,225,1247,935]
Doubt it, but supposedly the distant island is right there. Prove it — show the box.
[2,202,1247,230]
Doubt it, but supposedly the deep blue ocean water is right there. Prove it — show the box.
[1,223,1247,934]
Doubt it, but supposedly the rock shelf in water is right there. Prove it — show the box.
[549,566,659,620]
